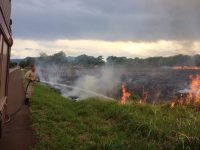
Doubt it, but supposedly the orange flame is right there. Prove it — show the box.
[170,102,176,108]
[121,83,131,104]
[171,75,200,108]
[189,75,200,106]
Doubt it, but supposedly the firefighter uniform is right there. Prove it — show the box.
[25,70,36,99]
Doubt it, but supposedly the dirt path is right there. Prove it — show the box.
[0,105,36,150]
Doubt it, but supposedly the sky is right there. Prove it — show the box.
[11,0,200,59]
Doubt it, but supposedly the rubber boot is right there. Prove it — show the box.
[25,98,30,106]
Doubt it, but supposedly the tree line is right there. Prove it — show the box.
[10,51,200,68]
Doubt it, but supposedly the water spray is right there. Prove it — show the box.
[40,80,115,101]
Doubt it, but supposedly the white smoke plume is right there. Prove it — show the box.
[64,68,121,99]
[36,63,122,100]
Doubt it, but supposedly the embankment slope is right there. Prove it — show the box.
[32,84,200,150]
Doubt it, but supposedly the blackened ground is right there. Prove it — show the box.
[123,69,200,103]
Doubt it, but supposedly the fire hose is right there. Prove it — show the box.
[4,80,32,124]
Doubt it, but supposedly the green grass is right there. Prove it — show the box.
[32,84,200,150]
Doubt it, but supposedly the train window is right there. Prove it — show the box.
[0,40,8,99]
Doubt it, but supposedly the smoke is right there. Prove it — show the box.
[35,53,200,103]
[36,63,66,84]
[64,68,121,99]
[36,62,122,100]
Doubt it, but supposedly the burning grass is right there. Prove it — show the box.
[121,83,131,104]
[171,75,200,109]
[32,84,200,150]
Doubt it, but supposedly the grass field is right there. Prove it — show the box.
[32,84,200,150]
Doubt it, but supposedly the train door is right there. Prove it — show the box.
[0,36,9,99]
[0,32,9,136]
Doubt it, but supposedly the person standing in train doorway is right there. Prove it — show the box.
[24,65,36,106]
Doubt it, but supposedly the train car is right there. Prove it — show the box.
[0,0,13,136]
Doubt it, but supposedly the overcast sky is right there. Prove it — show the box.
[12,0,200,59]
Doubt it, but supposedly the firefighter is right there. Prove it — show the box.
[24,65,36,105]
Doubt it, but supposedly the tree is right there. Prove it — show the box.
[50,51,67,64]
[75,55,105,67]
[39,52,48,58]
[107,56,128,65]
[26,57,35,65]
[19,57,35,68]
[97,56,105,65]
[10,62,17,68]
[19,60,28,68]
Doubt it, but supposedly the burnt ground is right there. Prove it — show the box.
[70,68,200,103]
[122,69,200,103]
[0,105,36,150]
